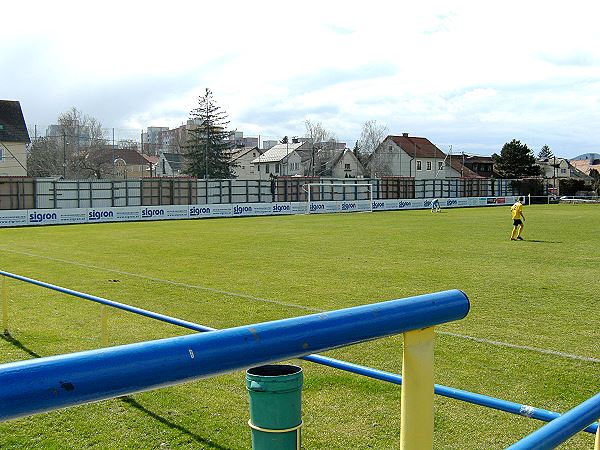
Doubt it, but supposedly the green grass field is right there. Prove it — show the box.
[0,204,598,449]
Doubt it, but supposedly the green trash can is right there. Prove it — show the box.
[246,364,304,450]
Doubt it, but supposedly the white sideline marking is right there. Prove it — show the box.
[438,331,600,363]
[0,247,322,313]
[2,246,598,364]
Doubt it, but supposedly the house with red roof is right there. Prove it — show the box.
[368,133,480,179]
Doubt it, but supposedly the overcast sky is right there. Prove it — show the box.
[2,1,599,157]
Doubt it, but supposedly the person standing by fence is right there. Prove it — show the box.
[270,175,277,202]
[510,196,525,241]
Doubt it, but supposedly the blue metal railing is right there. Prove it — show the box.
[0,270,213,333]
[1,270,598,442]
[507,392,600,449]
[301,354,599,435]
[0,288,469,421]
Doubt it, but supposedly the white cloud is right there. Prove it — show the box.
[2,0,600,156]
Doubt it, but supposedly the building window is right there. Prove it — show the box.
[416,160,422,171]
[0,148,3,161]
[275,163,280,173]
[426,161,432,170]
[561,169,567,174]
[438,161,444,170]
[345,163,351,171]
[253,153,256,157]
[265,164,270,173]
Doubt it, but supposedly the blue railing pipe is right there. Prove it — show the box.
[0,289,469,421]
[3,270,596,435]
[0,270,214,333]
[507,392,600,449]
[302,354,598,435]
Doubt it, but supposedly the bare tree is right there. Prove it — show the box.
[359,120,388,177]
[304,119,336,176]
[359,120,387,156]
[27,137,63,177]
[38,108,109,178]
[27,108,110,178]
[369,150,393,177]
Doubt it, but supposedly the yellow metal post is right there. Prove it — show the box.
[594,420,599,450]
[100,305,108,347]
[400,326,435,450]
[2,276,8,336]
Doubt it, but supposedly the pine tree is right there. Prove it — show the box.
[184,89,235,179]
[492,139,542,178]
[538,144,553,159]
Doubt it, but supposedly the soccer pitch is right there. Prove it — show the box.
[0,204,598,449]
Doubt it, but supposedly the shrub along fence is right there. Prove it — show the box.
[0,176,542,210]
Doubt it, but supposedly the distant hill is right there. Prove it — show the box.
[571,152,600,161]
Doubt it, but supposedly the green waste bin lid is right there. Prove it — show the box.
[246,365,303,393]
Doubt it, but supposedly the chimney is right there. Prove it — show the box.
[402,132,409,137]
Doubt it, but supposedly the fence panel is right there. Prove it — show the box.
[126,180,142,206]
[76,181,92,208]
[113,180,141,207]
[35,179,55,209]
[0,178,35,210]
[56,181,80,209]
[231,180,250,203]
[141,179,178,206]
[378,177,415,199]
[89,181,113,208]
[172,179,196,205]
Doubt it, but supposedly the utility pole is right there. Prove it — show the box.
[413,142,416,178]
[205,92,210,180]
[62,130,67,178]
[112,128,115,178]
[140,130,144,178]
[553,155,557,194]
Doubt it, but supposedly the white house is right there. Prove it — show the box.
[537,157,577,194]
[0,100,29,176]
[157,152,185,177]
[537,158,571,180]
[315,148,365,178]
[251,142,304,178]
[228,146,263,179]
[369,133,479,179]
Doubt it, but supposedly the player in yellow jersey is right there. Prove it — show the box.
[510,196,525,241]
